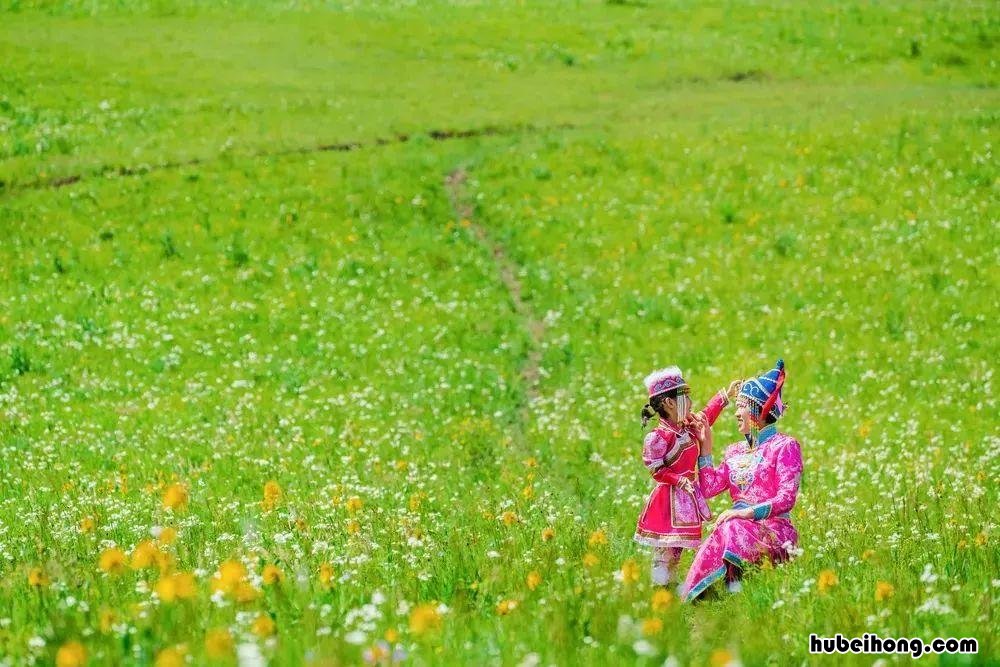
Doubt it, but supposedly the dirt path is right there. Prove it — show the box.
[444,168,544,430]
[2,122,573,196]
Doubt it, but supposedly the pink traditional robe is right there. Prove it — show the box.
[634,392,728,549]
[681,425,803,601]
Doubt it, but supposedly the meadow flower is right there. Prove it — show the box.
[875,581,895,602]
[162,484,189,511]
[79,516,96,534]
[974,531,988,546]
[28,567,49,588]
[204,628,234,659]
[262,564,284,586]
[131,541,161,570]
[709,649,740,667]
[500,511,519,526]
[650,589,674,612]
[541,527,555,542]
[262,481,282,511]
[251,614,276,637]
[587,529,607,546]
[526,571,542,591]
[619,559,640,585]
[318,563,335,588]
[641,617,663,636]
[495,599,517,615]
[98,608,117,634]
[408,603,442,634]
[55,640,87,667]
[155,572,197,602]
[582,552,599,568]
[346,496,364,513]
[154,645,187,667]
[632,640,656,656]
[817,570,838,594]
[98,547,127,576]
[157,527,178,545]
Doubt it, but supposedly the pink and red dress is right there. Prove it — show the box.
[633,392,728,549]
[680,425,803,601]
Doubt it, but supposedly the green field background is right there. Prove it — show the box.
[1,1,997,665]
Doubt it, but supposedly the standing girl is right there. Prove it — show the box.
[634,367,738,585]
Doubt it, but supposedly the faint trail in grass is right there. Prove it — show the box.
[1,123,574,196]
[444,167,544,435]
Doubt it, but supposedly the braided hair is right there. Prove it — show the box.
[640,388,680,428]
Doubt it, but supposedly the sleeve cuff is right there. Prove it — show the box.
[719,390,730,407]
[752,503,771,520]
[697,455,714,469]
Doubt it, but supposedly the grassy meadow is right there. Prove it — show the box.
[0,1,997,665]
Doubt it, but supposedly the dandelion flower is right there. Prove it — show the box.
[974,532,987,547]
[651,589,674,612]
[709,648,738,667]
[131,541,160,570]
[55,640,87,667]
[162,484,189,512]
[205,628,234,659]
[641,617,663,636]
[262,564,284,586]
[318,563,335,588]
[384,628,399,643]
[541,527,555,542]
[496,599,517,615]
[620,559,640,585]
[251,614,276,637]
[346,496,363,513]
[28,567,49,588]
[582,552,599,568]
[500,511,518,527]
[157,527,178,545]
[154,645,186,667]
[98,547,127,576]
[588,529,607,547]
[98,608,117,634]
[526,571,542,591]
[79,516,96,534]
[408,603,442,635]
[262,481,282,511]
[817,570,838,594]
[156,572,197,603]
[875,581,895,602]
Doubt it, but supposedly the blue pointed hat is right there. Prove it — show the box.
[738,359,786,424]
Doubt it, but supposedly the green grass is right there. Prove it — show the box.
[0,1,997,665]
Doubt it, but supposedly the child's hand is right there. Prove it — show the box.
[726,379,743,400]
[676,477,694,494]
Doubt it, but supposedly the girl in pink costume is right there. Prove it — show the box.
[681,359,803,601]
[634,367,740,585]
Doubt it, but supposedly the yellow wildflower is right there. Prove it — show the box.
[817,569,838,594]
[162,484,189,511]
[408,603,442,635]
[709,649,736,667]
[345,496,363,513]
[318,562,335,588]
[210,559,246,595]
[156,572,197,603]
[526,571,542,591]
[620,559,641,585]
[262,564,284,586]
[588,529,608,547]
[28,567,49,588]
[262,480,282,511]
[651,588,674,612]
[582,552,599,568]
[131,541,160,570]
[154,645,186,667]
[99,608,117,634]
[157,527,178,545]
[495,599,517,615]
[55,640,87,667]
[384,628,399,643]
[641,617,663,636]
[541,527,555,542]
[98,547,127,575]
[875,581,895,602]
[79,516,96,534]
[204,628,234,659]
[975,531,988,546]
[251,614,275,638]
[500,511,518,526]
